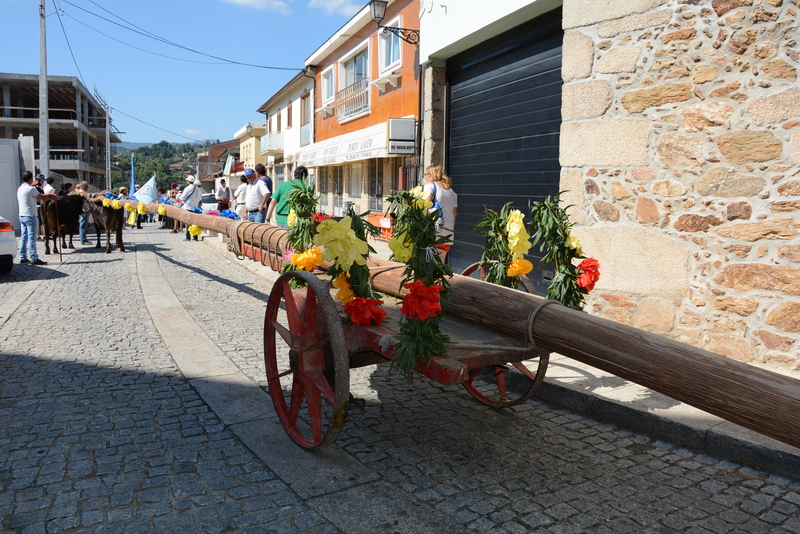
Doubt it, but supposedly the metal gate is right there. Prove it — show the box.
[445,8,563,293]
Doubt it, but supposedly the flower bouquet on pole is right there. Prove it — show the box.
[474,202,534,289]
[313,206,386,327]
[528,191,600,310]
[283,180,325,274]
[385,186,453,375]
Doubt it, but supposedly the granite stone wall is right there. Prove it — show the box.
[560,0,799,370]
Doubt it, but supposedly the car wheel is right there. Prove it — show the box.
[0,260,12,275]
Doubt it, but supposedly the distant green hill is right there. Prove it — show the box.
[115,141,155,151]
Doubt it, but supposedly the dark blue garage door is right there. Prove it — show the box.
[446,8,563,293]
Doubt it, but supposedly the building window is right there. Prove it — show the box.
[318,167,329,210]
[287,101,293,128]
[367,159,383,212]
[276,110,282,132]
[379,19,402,73]
[332,166,343,209]
[343,49,368,87]
[275,165,284,186]
[321,68,335,103]
[348,162,362,198]
[300,93,312,146]
[337,47,370,122]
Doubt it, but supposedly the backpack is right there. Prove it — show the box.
[430,182,444,231]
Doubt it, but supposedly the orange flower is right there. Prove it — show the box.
[576,257,600,292]
[506,258,533,277]
[344,297,386,327]
[291,247,323,272]
[332,273,355,305]
[400,281,443,321]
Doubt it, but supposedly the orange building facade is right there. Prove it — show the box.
[300,0,420,221]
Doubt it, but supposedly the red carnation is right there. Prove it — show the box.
[344,297,387,327]
[576,258,600,292]
[400,281,443,321]
[312,212,332,224]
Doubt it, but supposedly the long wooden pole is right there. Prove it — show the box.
[129,201,800,450]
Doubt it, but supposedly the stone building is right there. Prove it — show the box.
[421,0,799,370]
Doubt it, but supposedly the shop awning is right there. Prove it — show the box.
[298,122,391,167]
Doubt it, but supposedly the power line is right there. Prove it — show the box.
[51,0,87,87]
[110,107,203,143]
[60,0,298,71]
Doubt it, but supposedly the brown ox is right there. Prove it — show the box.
[87,194,125,253]
[41,195,87,255]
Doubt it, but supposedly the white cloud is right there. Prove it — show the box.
[221,0,290,15]
[185,129,202,136]
[308,0,362,17]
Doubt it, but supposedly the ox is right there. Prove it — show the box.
[41,195,88,255]
[87,194,125,253]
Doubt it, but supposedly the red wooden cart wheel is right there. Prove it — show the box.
[264,270,349,449]
[463,353,549,408]
[461,261,538,294]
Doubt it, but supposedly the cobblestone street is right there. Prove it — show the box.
[2,226,800,533]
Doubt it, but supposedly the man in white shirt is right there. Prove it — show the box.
[17,171,58,265]
[179,175,202,241]
[244,168,270,223]
[42,176,56,195]
[233,176,248,221]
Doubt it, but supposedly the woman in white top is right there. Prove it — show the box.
[422,164,458,263]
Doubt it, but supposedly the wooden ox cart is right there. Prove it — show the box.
[122,200,800,453]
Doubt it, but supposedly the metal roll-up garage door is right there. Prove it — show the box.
[446,8,563,293]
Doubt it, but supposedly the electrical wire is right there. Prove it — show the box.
[111,107,203,143]
[51,0,87,87]
[60,0,298,71]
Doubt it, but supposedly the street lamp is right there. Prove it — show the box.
[369,0,420,47]
[245,123,253,136]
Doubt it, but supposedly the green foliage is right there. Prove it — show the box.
[285,179,319,255]
[474,202,520,288]
[528,191,587,309]
[326,206,381,301]
[111,141,203,192]
[384,190,452,374]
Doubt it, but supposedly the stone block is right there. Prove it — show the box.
[596,48,641,73]
[718,130,782,164]
[717,218,800,241]
[714,263,800,294]
[709,81,741,98]
[657,134,704,167]
[763,59,797,81]
[779,180,800,196]
[651,180,687,196]
[562,80,613,120]
[698,167,766,197]
[746,87,800,125]
[562,32,594,82]
[793,131,800,164]
[713,296,758,316]
[621,82,693,113]
[560,119,650,167]
[570,226,690,298]
[661,28,697,43]
[596,9,672,38]
[560,168,585,225]
[636,298,676,332]
[593,200,620,221]
[564,0,669,30]
[771,200,800,212]
[726,201,752,220]
[635,197,660,223]
[674,213,723,232]
[712,0,753,17]
[693,65,718,84]
[707,334,754,362]
[766,301,800,333]
[778,245,800,262]
[681,101,733,131]
[727,29,757,54]
[755,329,795,351]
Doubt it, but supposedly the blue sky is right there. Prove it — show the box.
[2,0,364,144]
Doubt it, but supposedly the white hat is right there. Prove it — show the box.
[186,175,195,183]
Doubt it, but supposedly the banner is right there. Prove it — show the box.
[131,175,157,204]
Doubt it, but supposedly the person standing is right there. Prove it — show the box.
[267,166,308,229]
[42,176,56,195]
[244,168,270,224]
[34,175,47,239]
[233,176,248,221]
[75,181,91,245]
[215,179,231,212]
[179,175,202,241]
[17,171,58,265]
[59,183,73,196]
[422,164,458,263]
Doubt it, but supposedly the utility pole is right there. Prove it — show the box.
[94,87,112,190]
[38,0,50,178]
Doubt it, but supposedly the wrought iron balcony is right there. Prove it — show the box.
[336,77,370,122]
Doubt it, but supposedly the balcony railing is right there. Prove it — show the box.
[336,77,369,122]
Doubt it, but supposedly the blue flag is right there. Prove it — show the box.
[129,154,136,195]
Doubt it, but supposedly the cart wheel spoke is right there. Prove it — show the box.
[264,271,350,450]
[463,352,550,408]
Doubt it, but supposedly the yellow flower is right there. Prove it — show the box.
[332,273,355,305]
[124,202,134,212]
[137,202,146,215]
[158,206,167,216]
[290,247,323,272]
[388,231,413,263]
[103,198,111,208]
[112,199,122,210]
[565,234,583,256]
[507,258,533,277]
[287,209,297,228]
[313,216,368,272]
[188,225,202,236]
[506,210,531,260]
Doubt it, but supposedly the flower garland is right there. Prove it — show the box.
[474,202,534,288]
[314,209,385,327]
[137,202,146,216]
[385,188,453,374]
[188,225,202,237]
[528,191,600,310]
[158,205,167,216]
